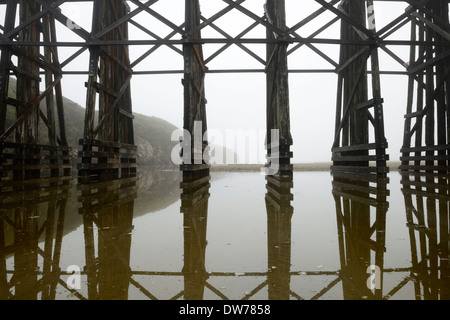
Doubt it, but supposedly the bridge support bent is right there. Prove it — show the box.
[401,1,450,174]
[332,0,389,177]
[0,1,71,183]
[78,0,137,184]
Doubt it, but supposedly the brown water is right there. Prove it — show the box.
[0,169,448,300]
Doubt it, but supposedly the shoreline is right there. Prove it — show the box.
[209,161,402,172]
[137,161,402,173]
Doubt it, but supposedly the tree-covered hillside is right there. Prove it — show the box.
[5,78,179,166]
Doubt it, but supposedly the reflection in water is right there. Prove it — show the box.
[331,170,389,300]
[265,172,293,300]
[79,177,137,300]
[401,173,450,300]
[0,170,178,300]
[180,168,211,300]
[0,177,138,300]
[1,169,450,300]
[177,168,295,300]
[0,179,71,300]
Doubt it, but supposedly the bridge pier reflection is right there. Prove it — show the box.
[401,172,450,300]
[78,177,137,300]
[0,179,71,299]
[180,167,211,300]
[265,171,293,300]
[2,168,450,300]
[331,170,389,300]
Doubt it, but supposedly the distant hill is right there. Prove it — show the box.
[5,78,179,166]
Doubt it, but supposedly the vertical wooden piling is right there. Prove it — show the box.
[16,1,40,146]
[79,0,136,183]
[181,0,209,175]
[0,0,18,183]
[0,0,17,136]
[179,18,211,291]
[0,1,71,183]
[347,1,368,150]
[265,0,293,178]
[332,0,388,176]
[16,1,41,181]
[264,8,294,297]
[400,2,450,173]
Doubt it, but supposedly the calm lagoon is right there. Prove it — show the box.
[1,169,448,300]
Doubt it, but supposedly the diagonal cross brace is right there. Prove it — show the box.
[1,74,62,143]
[92,74,132,138]
[202,15,265,66]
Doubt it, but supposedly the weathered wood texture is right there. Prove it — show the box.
[265,0,293,178]
[78,138,137,183]
[80,0,136,183]
[401,1,450,174]
[1,142,71,181]
[0,0,15,136]
[182,0,208,170]
[0,1,71,181]
[16,1,40,145]
[333,0,388,176]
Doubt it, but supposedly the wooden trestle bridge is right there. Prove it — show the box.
[0,0,449,183]
[0,0,449,301]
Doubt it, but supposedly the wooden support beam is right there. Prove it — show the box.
[182,0,208,171]
[0,0,17,135]
[333,0,388,174]
[265,0,292,177]
[16,1,41,147]
[80,0,136,183]
[0,2,71,181]
[401,1,450,173]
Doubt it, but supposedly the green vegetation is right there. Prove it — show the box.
[5,78,179,166]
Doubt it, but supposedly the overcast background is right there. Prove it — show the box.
[1,0,416,164]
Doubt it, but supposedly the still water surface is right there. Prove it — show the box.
[1,169,448,300]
